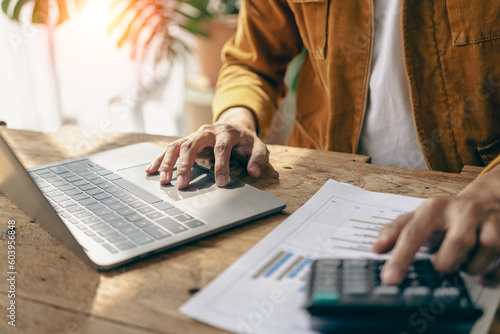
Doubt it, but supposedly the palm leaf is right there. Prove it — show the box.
[3,0,86,24]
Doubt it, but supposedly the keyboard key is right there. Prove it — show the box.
[45,190,64,198]
[52,180,69,187]
[119,225,140,235]
[74,211,92,219]
[128,232,154,245]
[98,228,118,238]
[105,173,122,181]
[59,171,75,179]
[102,243,118,254]
[52,195,71,203]
[110,219,130,228]
[98,182,114,189]
[144,226,171,239]
[60,200,77,208]
[185,220,205,229]
[78,182,94,190]
[106,234,127,244]
[82,216,101,224]
[157,217,188,234]
[60,212,71,218]
[45,176,60,182]
[113,178,163,204]
[97,169,112,176]
[117,207,135,216]
[175,214,193,222]
[66,175,83,183]
[76,224,87,230]
[146,212,165,220]
[90,222,109,231]
[154,201,174,211]
[41,186,57,193]
[66,205,84,214]
[53,206,64,213]
[59,184,76,192]
[164,208,184,216]
[116,241,136,250]
[86,188,103,196]
[93,237,105,243]
[129,201,147,209]
[83,173,100,181]
[68,218,79,224]
[101,213,121,222]
[84,230,96,237]
[113,190,128,198]
[87,203,105,211]
[80,198,97,206]
[138,206,156,214]
[120,195,137,204]
[36,181,50,188]
[132,219,152,228]
[109,202,127,211]
[93,193,111,200]
[124,213,143,222]
[65,162,88,172]
[105,185,122,193]
[94,208,114,217]
[101,197,119,205]
[90,177,107,185]
[49,166,69,174]
[65,188,83,196]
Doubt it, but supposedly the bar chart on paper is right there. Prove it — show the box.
[181,180,435,334]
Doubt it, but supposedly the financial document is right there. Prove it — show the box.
[181,179,500,334]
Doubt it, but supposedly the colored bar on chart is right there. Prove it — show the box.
[288,258,312,279]
[278,256,304,280]
[264,252,293,278]
[252,251,286,279]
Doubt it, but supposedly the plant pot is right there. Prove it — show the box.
[195,14,238,87]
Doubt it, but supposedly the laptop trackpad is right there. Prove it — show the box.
[117,163,242,202]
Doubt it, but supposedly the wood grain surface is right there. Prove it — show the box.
[0,126,497,334]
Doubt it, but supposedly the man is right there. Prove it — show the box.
[147,0,500,284]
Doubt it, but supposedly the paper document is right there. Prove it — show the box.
[181,179,500,334]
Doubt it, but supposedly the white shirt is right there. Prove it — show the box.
[358,0,428,170]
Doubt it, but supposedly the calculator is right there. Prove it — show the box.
[304,258,483,333]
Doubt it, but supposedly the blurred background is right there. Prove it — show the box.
[0,0,298,143]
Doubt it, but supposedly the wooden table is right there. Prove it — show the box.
[0,126,498,334]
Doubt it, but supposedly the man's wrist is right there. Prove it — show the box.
[215,107,258,134]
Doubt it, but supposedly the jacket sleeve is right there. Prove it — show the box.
[212,0,303,139]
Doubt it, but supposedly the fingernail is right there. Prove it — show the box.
[160,171,167,183]
[381,264,403,285]
[145,163,152,172]
[216,174,228,186]
[248,164,261,177]
[177,175,186,188]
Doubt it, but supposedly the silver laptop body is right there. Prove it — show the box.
[0,134,285,270]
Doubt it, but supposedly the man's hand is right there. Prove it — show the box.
[146,107,269,189]
[373,164,500,285]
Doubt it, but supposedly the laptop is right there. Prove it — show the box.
[0,133,286,270]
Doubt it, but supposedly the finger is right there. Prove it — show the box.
[465,217,500,275]
[158,141,184,184]
[213,132,234,187]
[482,257,500,285]
[432,201,482,273]
[146,151,166,174]
[247,139,269,178]
[381,198,448,285]
[176,133,216,189]
[372,213,413,254]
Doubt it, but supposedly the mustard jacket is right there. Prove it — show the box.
[212,0,500,173]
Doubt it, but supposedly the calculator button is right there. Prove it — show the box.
[372,285,400,297]
[433,287,460,300]
[403,286,431,305]
[312,292,340,305]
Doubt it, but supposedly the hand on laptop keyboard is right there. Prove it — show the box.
[145,108,269,189]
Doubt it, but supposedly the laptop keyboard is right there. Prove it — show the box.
[29,159,206,254]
